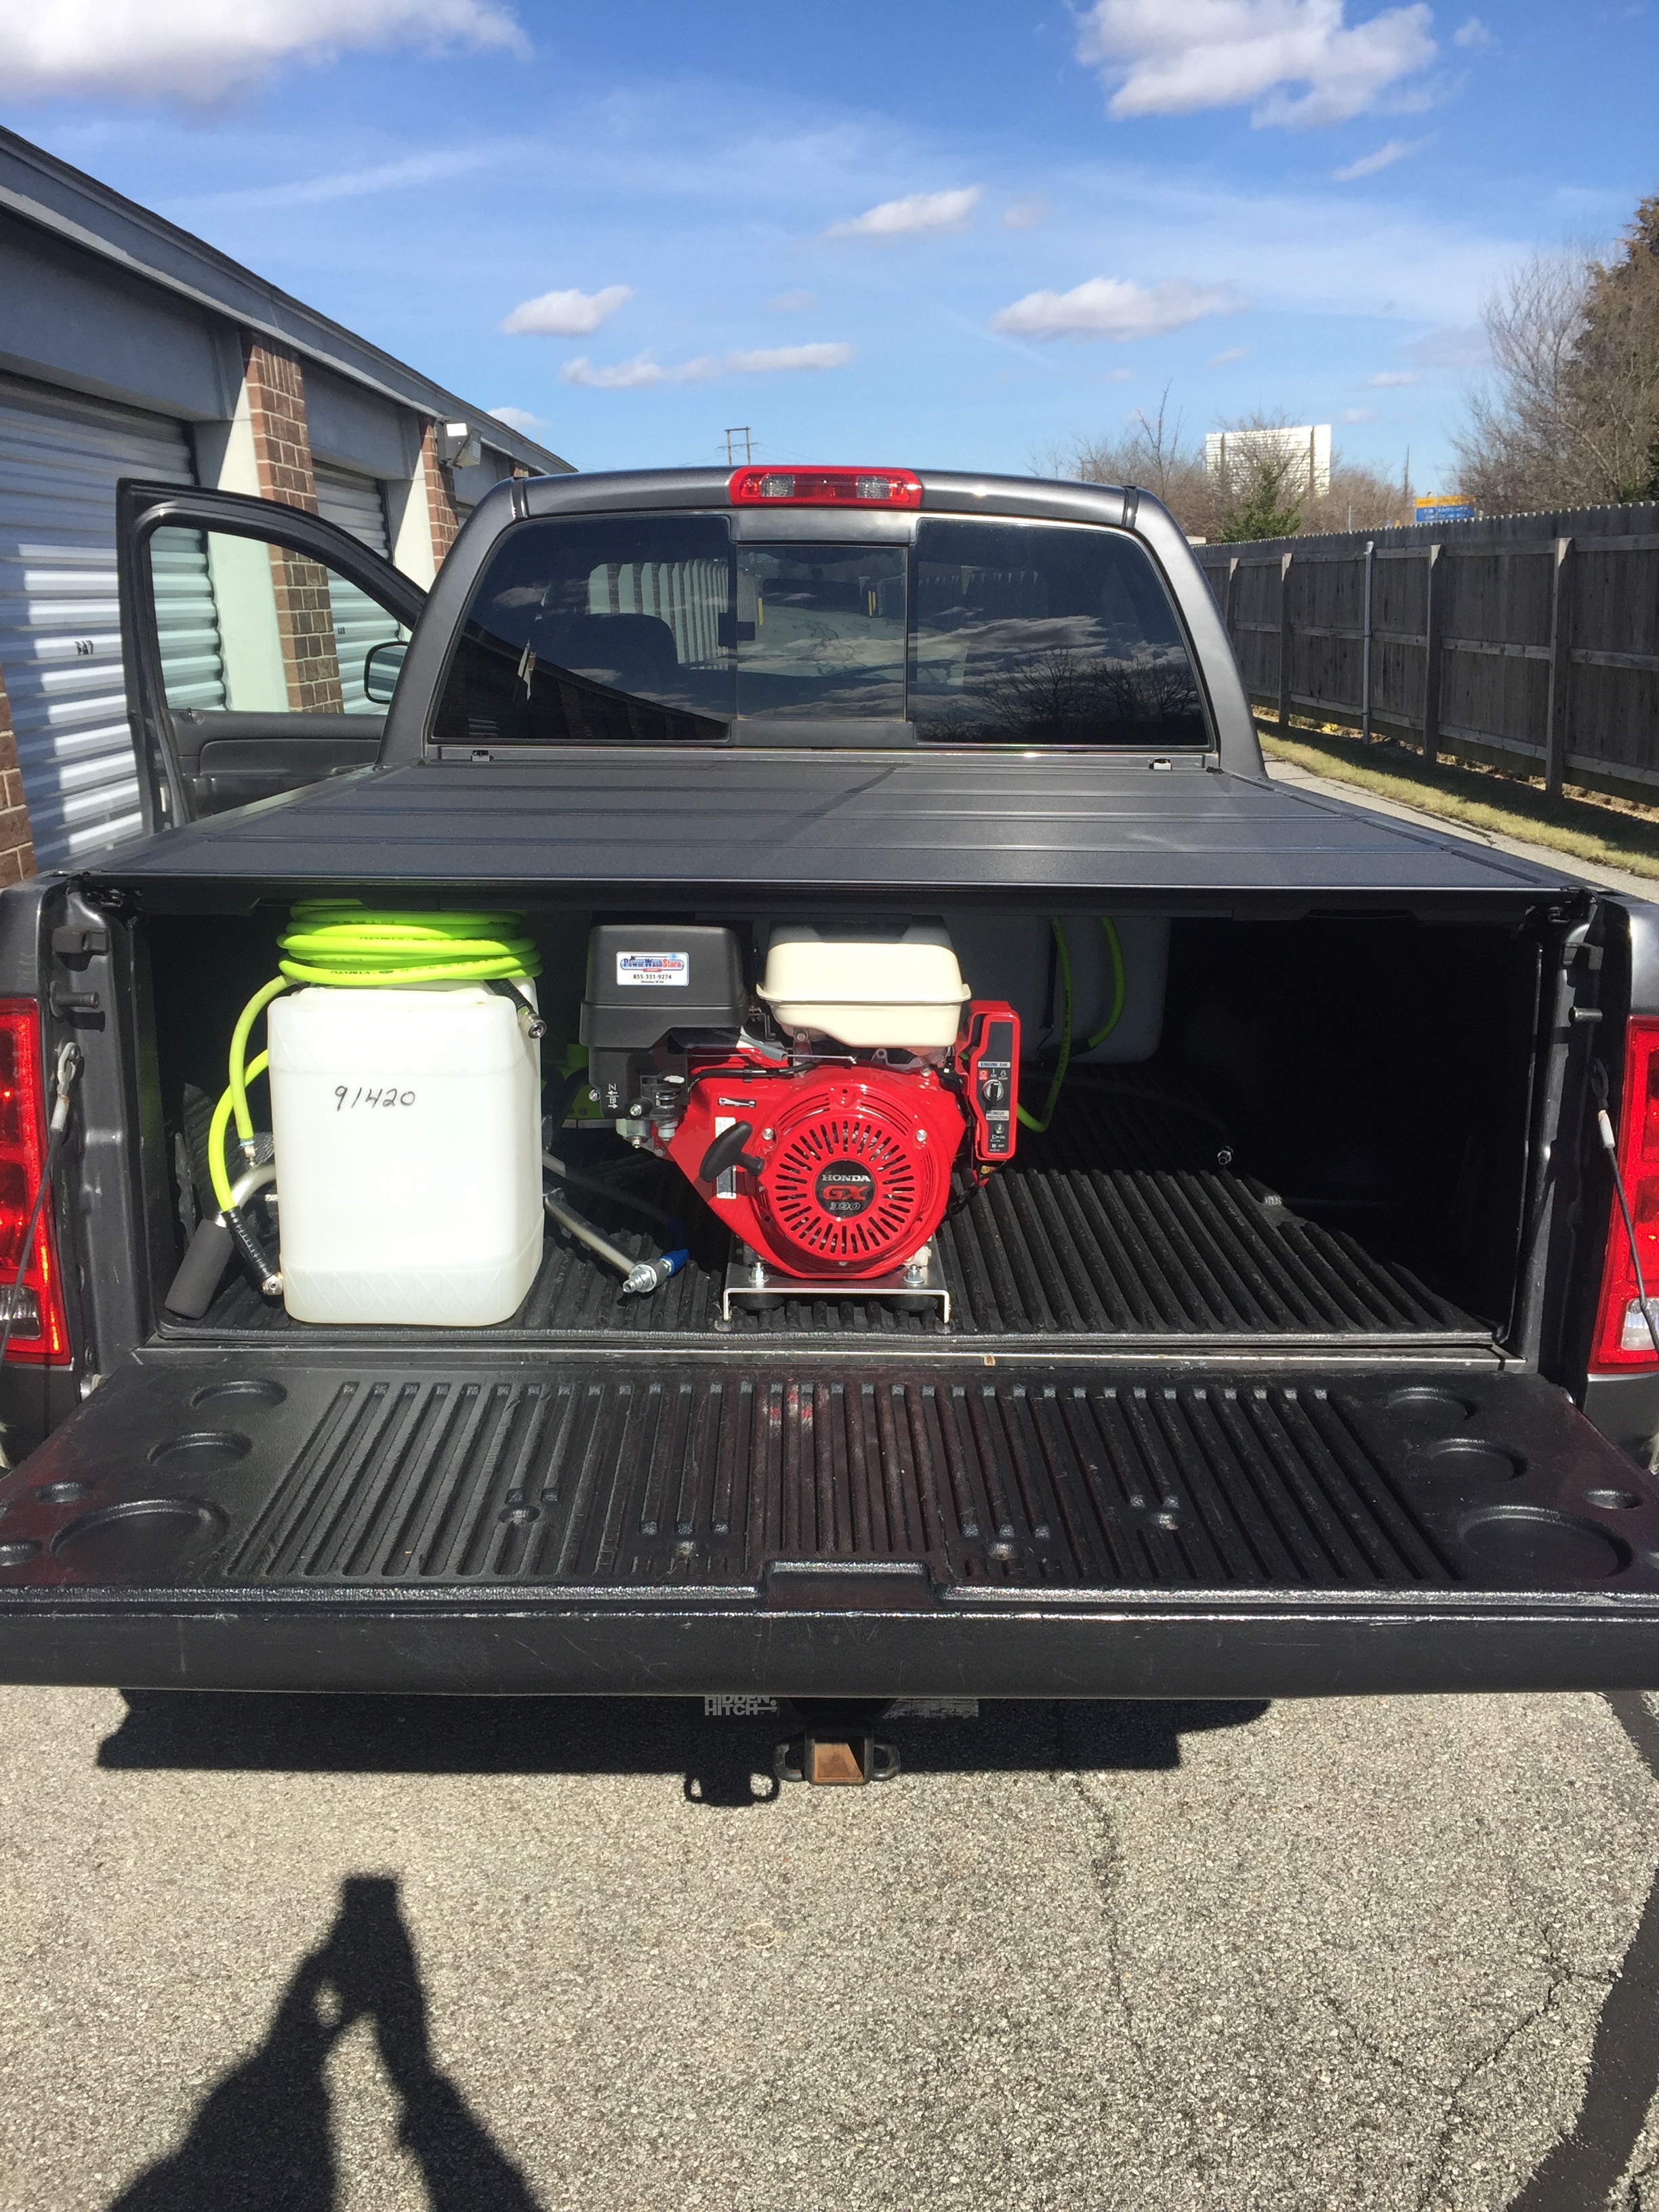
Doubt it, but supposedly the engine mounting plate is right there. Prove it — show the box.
[719,1244,951,1327]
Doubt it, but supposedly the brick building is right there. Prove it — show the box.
[0,126,570,878]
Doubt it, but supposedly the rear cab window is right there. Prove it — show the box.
[430,510,1208,751]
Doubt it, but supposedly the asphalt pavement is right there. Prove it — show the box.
[5,1685,1659,2211]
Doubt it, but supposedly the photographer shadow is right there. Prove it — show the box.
[109,1875,541,2212]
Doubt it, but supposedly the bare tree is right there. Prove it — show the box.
[1303,459,1416,535]
[1452,201,1659,512]
[1451,250,1592,512]
[1055,386,1210,515]
[1043,392,1414,541]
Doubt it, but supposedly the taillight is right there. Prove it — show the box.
[0,1002,69,1364]
[1591,1016,1659,1368]
[727,466,923,509]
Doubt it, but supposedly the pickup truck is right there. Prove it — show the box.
[1,461,1657,1717]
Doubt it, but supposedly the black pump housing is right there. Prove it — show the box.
[580,923,747,1112]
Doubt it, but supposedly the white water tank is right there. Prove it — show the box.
[268,982,543,1326]
[758,922,970,1049]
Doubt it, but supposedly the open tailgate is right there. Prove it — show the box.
[1,1349,1657,1696]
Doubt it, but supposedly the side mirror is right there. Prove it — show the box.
[363,640,407,705]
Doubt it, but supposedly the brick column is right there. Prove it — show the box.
[0,670,36,885]
[240,335,344,712]
[242,338,319,512]
[418,422,461,568]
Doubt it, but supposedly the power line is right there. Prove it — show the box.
[723,426,753,464]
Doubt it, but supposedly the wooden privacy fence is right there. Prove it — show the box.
[1195,501,1659,802]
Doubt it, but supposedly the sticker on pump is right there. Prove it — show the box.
[616,951,689,987]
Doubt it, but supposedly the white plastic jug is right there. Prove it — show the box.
[268,982,543,1326]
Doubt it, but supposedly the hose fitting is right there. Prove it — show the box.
[621,1250,689,1297]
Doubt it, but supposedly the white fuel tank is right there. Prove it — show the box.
[268,982,543,1326]
[759,922,970,1050]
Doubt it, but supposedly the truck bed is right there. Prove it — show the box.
[171,1088,1488,1351]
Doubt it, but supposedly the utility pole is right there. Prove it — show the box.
[723,426,753,464]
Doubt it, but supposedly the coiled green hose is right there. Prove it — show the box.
[276,903,541,987]
[207,903,539,1212]
[1016,916,1126,1136]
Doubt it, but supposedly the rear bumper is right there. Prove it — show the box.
[5,1588,1659,1698]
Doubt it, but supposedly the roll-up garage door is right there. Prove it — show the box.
[312,464,403,714]
[0,375,222,867]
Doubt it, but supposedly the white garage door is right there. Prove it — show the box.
[312,464,403,714]
[0,375,221,866]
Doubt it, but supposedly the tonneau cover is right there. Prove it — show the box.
[85,756,1585,907]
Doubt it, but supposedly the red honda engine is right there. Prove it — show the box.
[661,1004,1019,1282]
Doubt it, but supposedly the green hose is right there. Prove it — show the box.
[228,979,287,1158]
[213,902,539,1198]
[1083,917,1126,1052]
[1017,920,1074,1134]
[276,903,541,987]
[1015,916,1127,1135]
[210,1050,267,1213]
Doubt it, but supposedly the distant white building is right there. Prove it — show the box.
[1204,424,1332,498]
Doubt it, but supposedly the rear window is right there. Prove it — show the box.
[909,518,1207,747]
[432,512,1206,749]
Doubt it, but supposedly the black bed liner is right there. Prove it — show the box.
[173,1090,1488,1350]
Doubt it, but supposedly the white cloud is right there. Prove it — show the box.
[1333,136,1422,179]
[1366,368,1419,385]
[1003,198,1050,230]
[724,344,854,375]
[1401,323,1489,369]
[0,0,526,104]
[558,356,666,392]
[162,147,501,213]
[502,284,634,337]
[1075,0,1438,129]
[991,274,1245,342]
[487,405,543,432]
[1209,344,1252,363]
[560,343,854,390]
[769,289,817,312]
[1340,405,1378,421]
[826,186,981,239]
[1453,15,1494,47]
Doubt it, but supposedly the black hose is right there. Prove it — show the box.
[224,1204,278,1295]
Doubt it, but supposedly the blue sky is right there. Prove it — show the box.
[3,1,1654,490]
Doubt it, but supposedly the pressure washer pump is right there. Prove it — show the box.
[581,922,1020,1298]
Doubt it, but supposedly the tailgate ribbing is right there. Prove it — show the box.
[230,1370,1456,1590]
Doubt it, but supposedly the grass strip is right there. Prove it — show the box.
[1258,725,1659,883]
